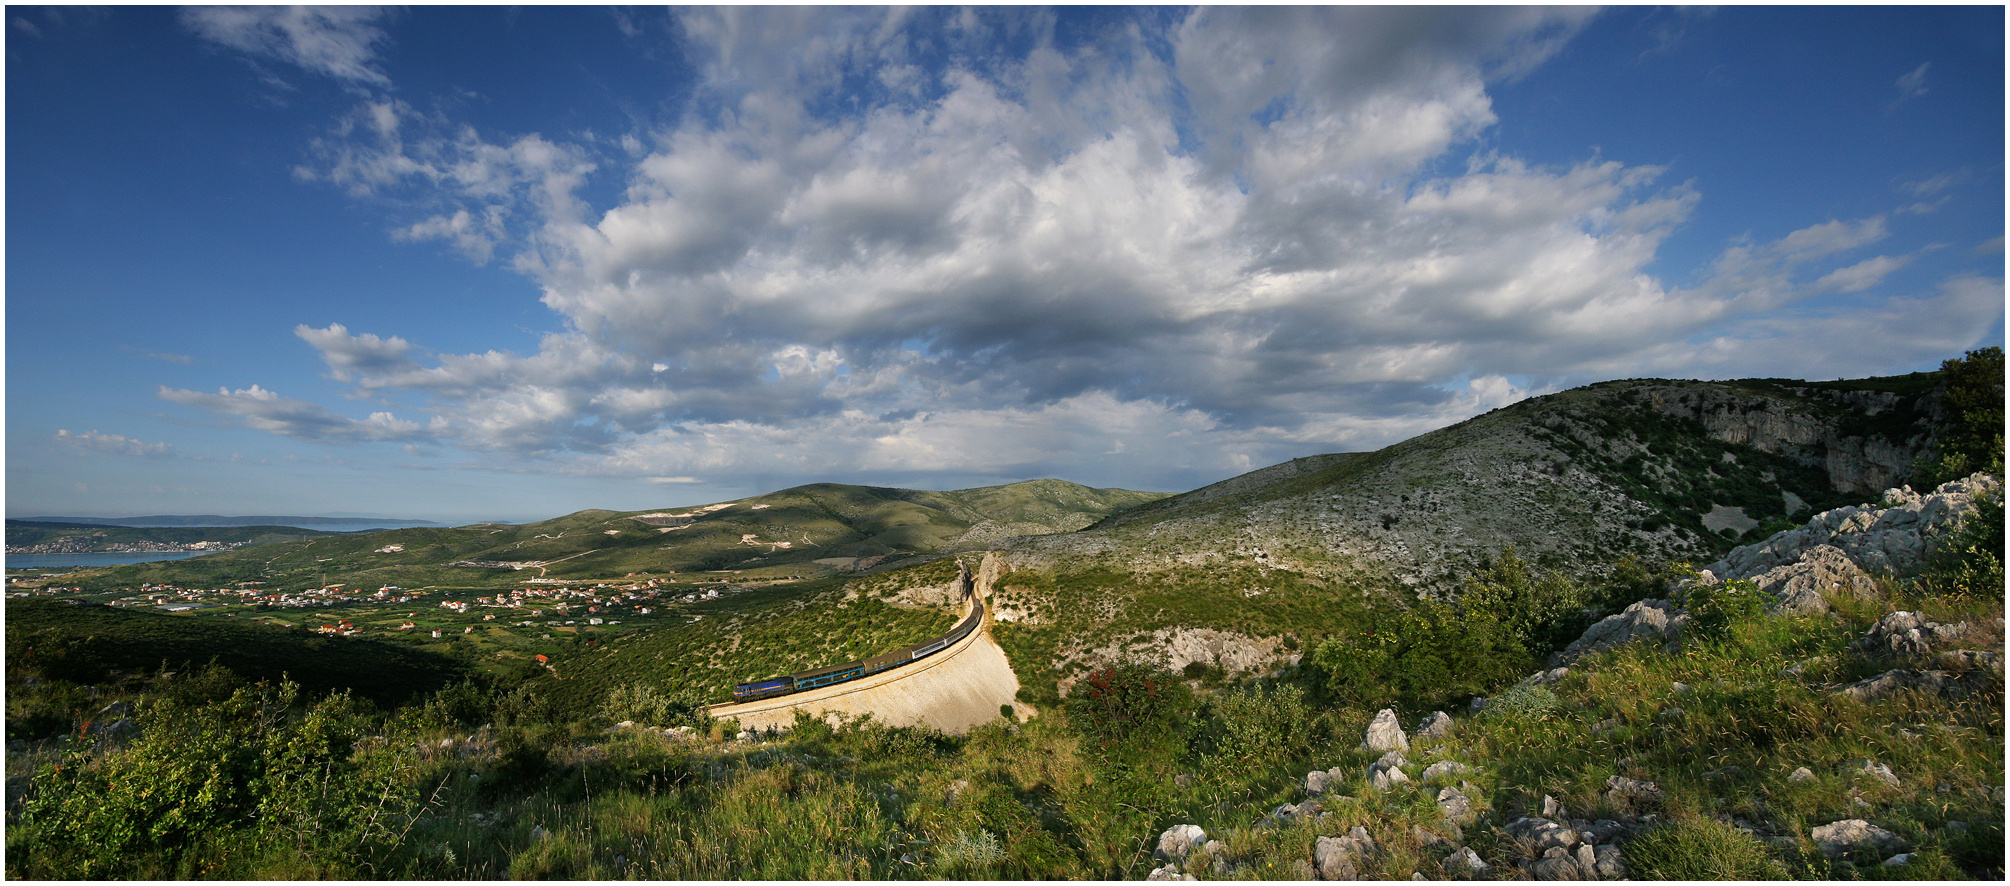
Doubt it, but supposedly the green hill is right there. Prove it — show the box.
[5,520,340,552]
[45,480,1167,594]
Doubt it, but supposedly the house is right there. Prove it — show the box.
[400,622,416,630]
[430,629,443,639]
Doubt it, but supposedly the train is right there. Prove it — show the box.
[729,584,984,702]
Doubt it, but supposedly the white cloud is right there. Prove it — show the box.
[55,429,175,458]
[182,6,393,86]
[172,8,2000,493]
[157,384,428,443]
[1895,61,1930,100]
[1813,254,1911,293]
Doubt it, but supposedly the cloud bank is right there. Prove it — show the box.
[173,8,2001,493]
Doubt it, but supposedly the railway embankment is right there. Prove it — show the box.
[706,575,1029,734]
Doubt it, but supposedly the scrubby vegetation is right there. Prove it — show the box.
[10,497,1998,879]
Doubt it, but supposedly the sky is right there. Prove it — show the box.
[6,6,2004,525]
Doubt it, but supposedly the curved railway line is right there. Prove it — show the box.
[724,565,983,703]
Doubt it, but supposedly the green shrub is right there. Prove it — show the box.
[1624,816,1788,879]
[1478,683,1560,723]
[1683,579,1766,642]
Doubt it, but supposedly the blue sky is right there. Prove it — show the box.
[7,7,2003,525]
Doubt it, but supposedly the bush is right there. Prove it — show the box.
[1066,662,1195,761]
[1624,816,1788,879]
[1197,682,1311,768]
[1682,578,1766,642]
[1477,684,1560,723]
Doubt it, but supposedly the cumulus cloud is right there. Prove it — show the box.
[55,429,175,458]
[174,8,2000,492]
[182,6,393,86]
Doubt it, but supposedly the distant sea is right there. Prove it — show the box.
[8,551,212,569]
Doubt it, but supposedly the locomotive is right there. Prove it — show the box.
[730,588,984,702]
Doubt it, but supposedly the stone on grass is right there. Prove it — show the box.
[1526,854,1585,880]
[1442,847,1489,879]
[1849,760,1901,788]
[1414,711,1454,740]
[1422,760,1472,783]
[1361,708,1410,753]
[1314,827,1376,881]
[1811,819,1910,860]
[1154,824,1207,865]
[1788,766,1815,782]
[1603,775,1663,809]
[1437,786,1476,825]
[1593,845,1626,878]
[1368,751,1411,791]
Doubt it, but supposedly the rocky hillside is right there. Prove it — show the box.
[1041,374,1941,589]
[970,371,1957,689]
[1140,471,2002,881]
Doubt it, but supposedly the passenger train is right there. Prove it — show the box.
[730,583,984,702]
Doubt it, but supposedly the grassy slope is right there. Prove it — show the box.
[527,568,966,714]
[4,599,466,709]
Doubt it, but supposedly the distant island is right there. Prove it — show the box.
[18,514,440,529]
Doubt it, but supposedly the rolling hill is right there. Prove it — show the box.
[49,479,1167,593]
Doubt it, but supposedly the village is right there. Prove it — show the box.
[3,572,739,645]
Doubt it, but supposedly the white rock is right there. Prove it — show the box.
[1361,708,1410,753]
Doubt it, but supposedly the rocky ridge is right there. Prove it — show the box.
[1026,378,1939,595]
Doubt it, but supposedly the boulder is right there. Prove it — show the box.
[1851,611,1969,659]
[1810,819,1910,860]
[1421,760,1473,783]
[1314,827,1377,880]
[1154,824,1207,865]
[1838,668,1953,702]
[1144,864,1193,881]
[1306,766,1348,797]
[1441,847,1489,879]
[1361,709,1409,754]
[1413,711,1454,740]
[1437,786,1477,825]
[1593,844,1626,878]
[1551,598,1680,667]
[1525,854,1585,880]
[1603,775,1663,810]
[1367,750,1411,791]
[1788,766,1815,782]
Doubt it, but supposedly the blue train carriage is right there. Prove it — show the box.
[731,675,795,702]
[727,588,985,701]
